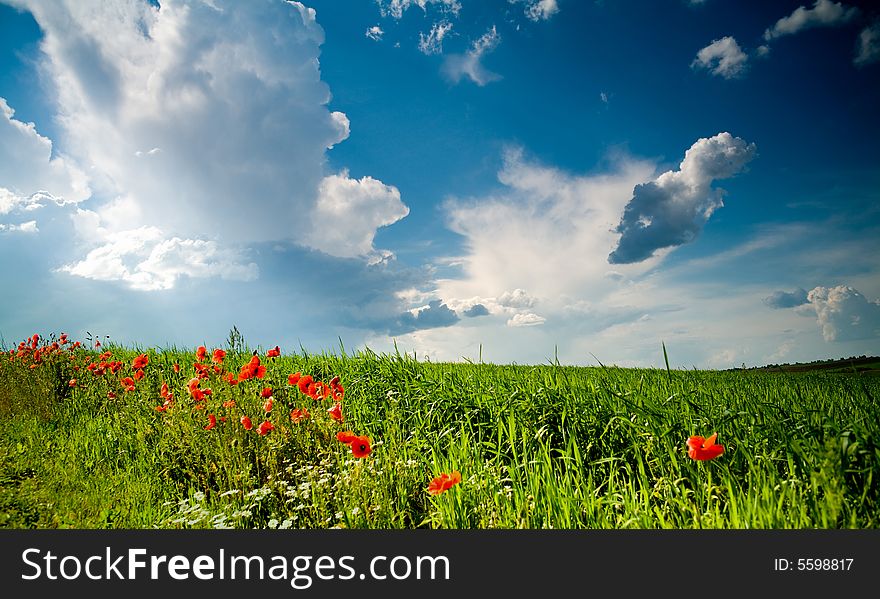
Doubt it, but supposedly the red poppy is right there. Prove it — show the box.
[99,351,112,361]
[290,408,310,422]
[68,379,77,388]
[428,471,462,495]
[239,355,267,381]
[121,376,136,392]
[267,345,281,358]
[686,432,725,461]
[196,346,207,362]
[154,400,171,412]
[327,402,343,422]
[240,416,253,430]
[133,368,145,381]
[263,398,274,412]
[212,348,226,364]
[336,431,356,444]
[204,414,217,430]
[160,382,172,400]
[257,420,274,436]
[224,372,238,386]
[297,374,313,394]
[350,435,372,458]
[288,372,301,386]
[260,387,273,399]
[173,363,181,374]
[107,391,116,399]
[223,400,236,409]
[132,353,149,369]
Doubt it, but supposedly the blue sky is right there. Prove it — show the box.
[1,0,879,367]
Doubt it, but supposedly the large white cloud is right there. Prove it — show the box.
[691,37,749,79]
[0,97,90,216]
[609,132,757,264]
[303,171,409,259]
[806,285,880,341]
[764,0,859,41]
[4,0,407,259]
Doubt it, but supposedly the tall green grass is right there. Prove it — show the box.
[1,338,878,529]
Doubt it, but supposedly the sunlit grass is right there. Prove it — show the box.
[1,332,878,529]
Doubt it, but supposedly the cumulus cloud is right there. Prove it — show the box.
[59,221,257,291]
[0,97,90,216]
[462,303,489,317]
[442,26,502,86]
[509,0,559,22]
[763,288,809,309]
[507,312,545,327]
[419,20,453,55]
[0,220,39,233]
[366,25,384,41]
[499,288,536,309]
[691,37,749,79]
[6,0,406,267]
[763,0,859,41]
[807,285,880,341]
[609,132,757,264]
[303,171,409,259]
[854,22,880,66]
[377,0,461,19]
[391,299,459,335]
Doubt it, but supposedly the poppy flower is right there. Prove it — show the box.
[99,351,112,361]
[686,432,725,461]
[212,348,226,364]
[288,372,301,386]
[223,400,236,409]
[239,355,267,381]
[267,345,281,358]
[257,420,274,436]
[260,387,273,399]
[263,398,274,412]
[428,471,462,495]
[133,368,145,381]
[68,379,77,388]
[132,353,149,369]
[160,382,172,400]
[204,414,217,430]
[173,363,181,374]
[240,416,253,430]
[336,431,356,444]
[350,435,372,458]
[290,408,310,422]
[107,391,116,399]
[121,376,136,392]
[297,374,313,394]
[224,372,238,386]
[327,402,343,422]
[196,346,207,362]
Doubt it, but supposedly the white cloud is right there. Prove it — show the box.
[507,312,545,327]
[691,37,749,79]
[510,0,559,22]
[854,22,880,67]
[0,220,39,233]
[764,0,859,41]
[609,132,757,264]
[442,26,502,86]
[6,0,405,268]
[806,285,880,341]
[365,25,384,41]
[303,171,410,259]
[419,20,453,55]
[0,97,90,216]
[60,222,257,291]
[377,0,461,19]
[498,288,536,309]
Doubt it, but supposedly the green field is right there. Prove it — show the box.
[1,332,878,529]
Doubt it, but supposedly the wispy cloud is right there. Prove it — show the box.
[763,0,859,41]
[691,37,749,79]
[442,26,502,86]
